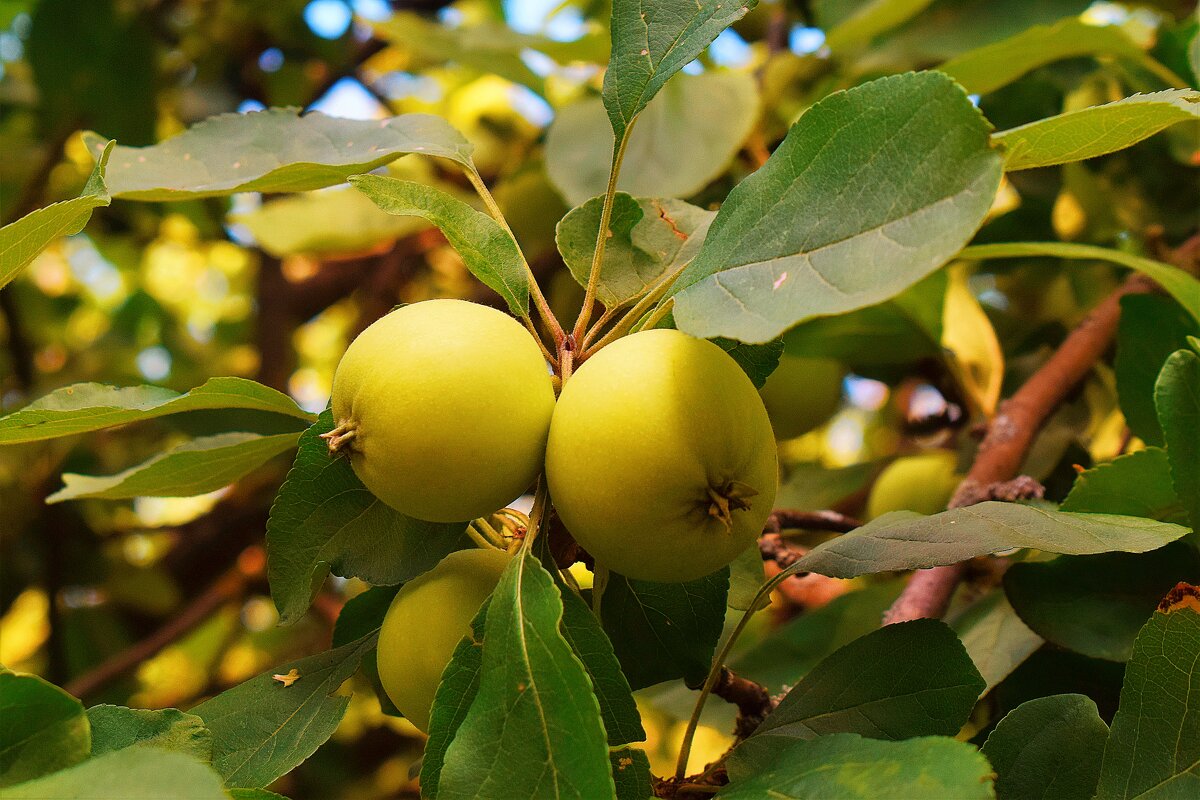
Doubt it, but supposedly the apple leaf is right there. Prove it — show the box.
[438,552,613,800]
[266,411,469,625]
[1005,543,1200,662]
[83,109,474,200]
[951,590,1043,692]
[0,140,112,291]
[192,632,377,788]
[672,71,1003,344]
[795,502,1190,578]
[0,377,313,445]
[822,0,935,53]
[2,748,228,800]
[1095,585,1200,799]
[982,694,1109,800]
[349,175,530,315]
[602,0,757,144]
[610,748,653,800]
[1115,295,1200,447]
[86,705,212,761]
[723,734,995,799]
[0,671,89,788]
[1060,447,1187,523]
[994,89,1200,171]
[1156,350,1200,533]
[421,602,488,799]
[599,568,729,690]
[547,72,758,204]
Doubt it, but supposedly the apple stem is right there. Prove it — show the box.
[319,422,357,455]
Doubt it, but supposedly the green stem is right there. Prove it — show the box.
[633,297,675,334]
[522,479,551,552]
[584,263,688,356]
[466,521,505,552]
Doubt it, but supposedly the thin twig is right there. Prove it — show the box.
[767,508,862,534]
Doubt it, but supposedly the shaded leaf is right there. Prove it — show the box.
[951,590,1043,692]
[714,337,784,389]
[775,460,880,511]
[823,0,935,53]
[330,584,402,717]
[1060,448,1187,524]
[1115,295,1200,447]
[2,748,228,800]
[1156,349,1200,532]
[87,705,212,760]
[421,602,488,799]
[673,71,1002,344]
[610,748,653,800]
[0,671,89,788]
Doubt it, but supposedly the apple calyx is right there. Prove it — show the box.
[320,420,357,456]
[706,480,759,531]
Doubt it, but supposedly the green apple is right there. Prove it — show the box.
[758,355,846,440]
[546,329,778,583]
[328,299,554,522]
[376,548,509,733]
[866,451,961,519]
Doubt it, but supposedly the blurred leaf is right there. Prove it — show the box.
[941,18,1182,96]
[192,632,376,788]
[951,590,1043,692]
[823,0,935,52]
[714,337,784,389]
[229,791,290,800]
[1005,543,1200,662]
[0,377,313,445]
[961,242,1200,326]
[610,748,653,800]
[555,193,714,307]
[47,432,299,503]
[548,72,758,205]
[724,734,995,799]
[266,411,468,625]
[941,262,1003,416]
[1116,295,1200,446]
[729,620,983,777]
[1156,350,1200,532]
[0,671,89,788]
[731,580,905,692]
[995,90,1200,171]
[422,602,488,799]
[349,175,530,315]
[598,568,728,690]
[87,705,211,760]
[672,72,1002,344]
[2,748,228,800]
[438,552,613,799]
[775,460,880,510]
[1095,586,1200,799]
[1061,447,1187,523]
[0,141,111,291]
[981,694,1108,800]
[602,0,756,143]
[795,502,1190,578]
[83,110,474,200]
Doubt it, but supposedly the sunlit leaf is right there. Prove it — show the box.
[0,671,89,787]
[2,748,228,800]
[87,705,212,760]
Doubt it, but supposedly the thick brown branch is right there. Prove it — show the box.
[767,508,863,534]
[712,667,775,740]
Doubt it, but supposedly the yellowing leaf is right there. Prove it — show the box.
[941,263,1003,416]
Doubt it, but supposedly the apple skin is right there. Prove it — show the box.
[546,329,778,583]
[377,548,509,733]
[758,355,846,440]
[331,299,554,523]
[866,451,961,520]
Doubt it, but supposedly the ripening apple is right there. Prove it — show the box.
[865,450,961,519]
[758,355,846,440]
[376,548,509,733]
[327,299,554,523]
[546,329,778,583]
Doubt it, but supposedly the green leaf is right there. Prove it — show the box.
[960,242,1200,327]
[86,705,212,760]
[795,502,1190,578]
[940,18,1182,96]
[714,337,784,389]
[47,431,299,503]
[994,90,1200,171]
[1095,589,1200,799]
[83,110,474,200]
[438,552,614,800]
[0,377,313,445]
[421,602,488,799]
[1,748,228,800]
[547,72,758,205]
[192,632,376,788]
[730,620,984,776]
[349,174,530,315]
[1061,448,1187,524]
[981,694,1109,800]
[723,733,995,799]
[672,71,1003,344]
[1006,543,1200,662]
[266,411,468,625]
[823,0,935,52]
[1156,349,1200,532]
[1116,295,1200,447]
[599,568,728,690]
[602,0,757,143]
[229,790,291,800]
[330,584,402,717]
[951,590,1043,692]
[555,193,714,307]
[0,671,89,787]
[0,141,112,291]
[775,460,881,511]
[610,748,653,800]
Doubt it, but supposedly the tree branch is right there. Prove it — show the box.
[712,667,775,740]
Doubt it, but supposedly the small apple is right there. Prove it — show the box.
[376,547,509,733]
[327,299,554,522]
[865,451,961,519]
[546,329,777,583]
[758,355,845,440]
